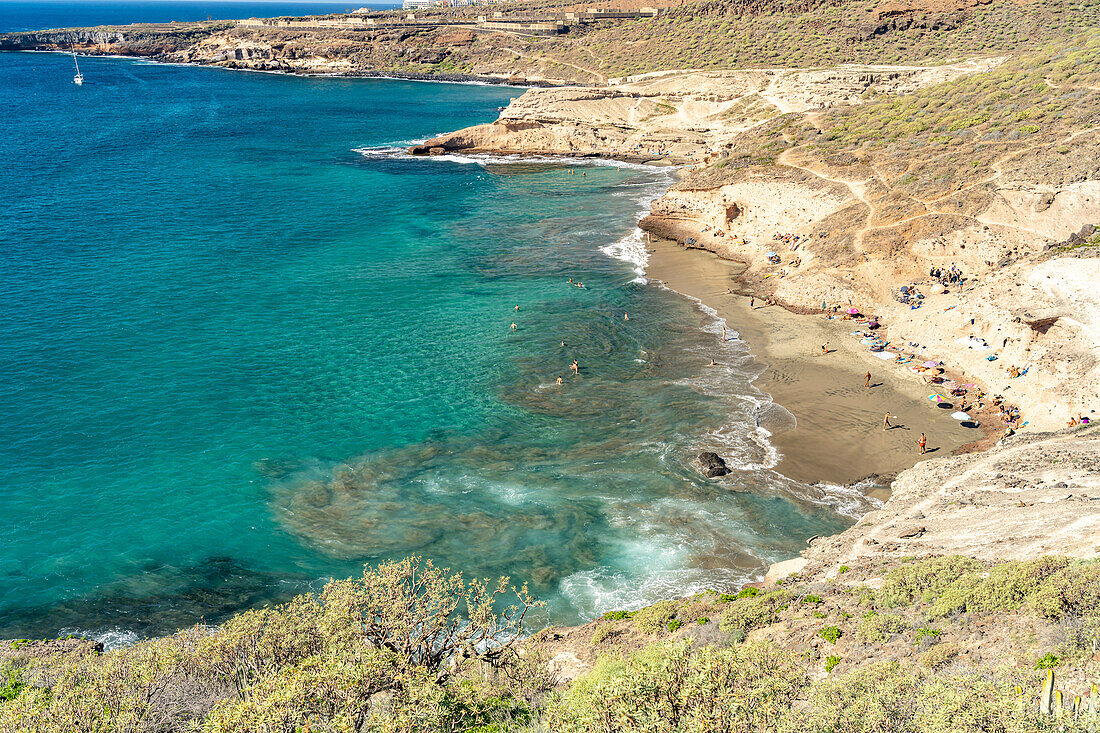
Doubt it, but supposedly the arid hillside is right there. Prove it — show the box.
[1,0,1097,84]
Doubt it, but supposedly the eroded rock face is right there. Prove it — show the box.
[698,451,730,477]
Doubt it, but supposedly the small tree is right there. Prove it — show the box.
[319,556,541,682]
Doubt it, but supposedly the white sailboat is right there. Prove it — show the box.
[71,47,84,85]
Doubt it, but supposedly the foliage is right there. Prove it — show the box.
[918,643,960,670]
[591,623,616,645]
[913,627,941,646]
[0,670,25,703]
[633,600,679,635]
[1034,652,1060,670]
[824,655,842,673]
[542,640,805,733]
[0,557,546,733]
[876,556,984,608]
[856,612,906,643]
[818,626,841,644]
[876,556,1100,621]
[719,590,791,636]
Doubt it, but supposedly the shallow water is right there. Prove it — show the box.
[0,51,870,643]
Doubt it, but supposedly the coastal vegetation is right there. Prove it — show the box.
[5,554,1100,731]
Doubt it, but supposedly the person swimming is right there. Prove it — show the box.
[556,376,563,385]
[510,322,517,331]
[707,359,717,366]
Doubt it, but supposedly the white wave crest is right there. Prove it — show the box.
[59,627,139,651]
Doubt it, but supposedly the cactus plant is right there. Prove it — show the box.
[1041,669,1054,716]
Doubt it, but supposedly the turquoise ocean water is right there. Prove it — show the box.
[0,47,870,644]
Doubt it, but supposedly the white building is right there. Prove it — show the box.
[402,0,432,9]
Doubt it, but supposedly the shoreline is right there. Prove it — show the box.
[643,237,990,488]
[2,48,563,87]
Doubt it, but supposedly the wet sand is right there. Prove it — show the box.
[646,239,982,486]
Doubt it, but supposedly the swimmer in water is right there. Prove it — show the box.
[707,359,717,366]
[514,305,520,311]
[624,312,629,321]
[556,376,563,385]
[561,340,566,347]
[511,322,517,331]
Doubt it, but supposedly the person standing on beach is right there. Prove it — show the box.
[919,433,927,454]
[750,297,755,309]
[821,341,829,355]
[722,326,726,341]
[883,413,893,431]
[865,371,872,389]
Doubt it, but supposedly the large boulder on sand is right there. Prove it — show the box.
[699,451,730,477]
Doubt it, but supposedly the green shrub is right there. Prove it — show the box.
[856,612,905,643]
[542,641,805,732]
[667,619,684,633]
[803,594,824,604]
[1026,561,1100,619]
[591,623,616,645]
[696,616,709,625]
[813,611,827,619]
[876,556,984,608]
[824,655,842,673]
[918,643,960,670]
[1034,652,1060,670]
[737,587,760,599]
[838,566,850,574]
[719,590,791,636]
[914,627,941,645]
[793,661,922,731]
[633,601,678,635]
[818,626,841,644]
[926,571,984,617]
[0,670,24,702]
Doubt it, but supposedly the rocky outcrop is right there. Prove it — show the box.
[698,451,730,477]
[802,426,1100,573]
[410,62,1002,163]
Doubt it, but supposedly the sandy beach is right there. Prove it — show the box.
[645,238,985,487]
